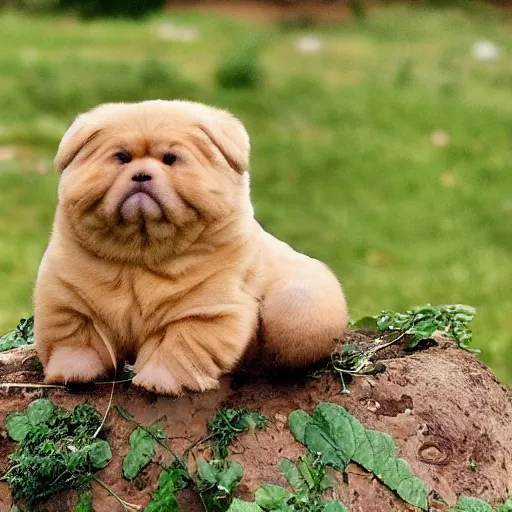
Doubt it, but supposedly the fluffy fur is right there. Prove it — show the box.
[34,100,349,395]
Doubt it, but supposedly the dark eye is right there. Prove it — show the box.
[115,151,132,164]
[163,152,177,166]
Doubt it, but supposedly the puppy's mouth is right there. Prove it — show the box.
[120,186,164,223]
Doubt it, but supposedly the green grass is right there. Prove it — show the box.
[0,4,511,383]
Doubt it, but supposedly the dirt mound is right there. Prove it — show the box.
[0,335,511,511]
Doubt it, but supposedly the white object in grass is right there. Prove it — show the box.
[471,40,502,61]
[295,36,322,53]
[156,22,198,43]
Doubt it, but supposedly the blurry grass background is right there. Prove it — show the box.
[0,2,511,382]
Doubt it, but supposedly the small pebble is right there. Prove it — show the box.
[274,413,287,424]
[367,399,381,413]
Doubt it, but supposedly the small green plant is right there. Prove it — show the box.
[278,454,335,501]
[0,317,34,352]
[215,42,264,90]
[74,489,93,512]
[331,336,390,389]
[261,454,344,511]
[208,408,269,459]
[2,399,111,507]
[289,403,429,510]
[468,459,478,472]
[186,408,268,511]
[359,304,477,350]
[332,304,477,393]
[116,406,185,477]
[116,406,268,511]
[144,462,189,512]
[226,453,347,512]
[196,457,244,511]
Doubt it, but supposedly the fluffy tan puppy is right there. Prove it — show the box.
[34,100,349,395]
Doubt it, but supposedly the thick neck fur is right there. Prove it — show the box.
[51,204,256,276]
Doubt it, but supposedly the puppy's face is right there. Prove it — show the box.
[55,100,251,263]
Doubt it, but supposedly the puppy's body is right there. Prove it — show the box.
[35,100,348,394]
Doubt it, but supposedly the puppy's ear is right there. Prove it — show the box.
[199,109,250,174]
[54,114,101,172]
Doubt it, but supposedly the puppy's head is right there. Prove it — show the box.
[55,100,251,263]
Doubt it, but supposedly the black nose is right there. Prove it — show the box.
[132,173,152,183]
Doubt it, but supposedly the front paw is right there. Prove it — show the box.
[133,350,221,396]
[44,346,109,384]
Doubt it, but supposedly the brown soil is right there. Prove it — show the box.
[0,334,511,512]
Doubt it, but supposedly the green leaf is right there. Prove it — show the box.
[295,456,317,492]
[396,476,429,510]
[372,304,476,350]
[26,399,55,426]
[288,409,313,444]
[380,456,412,487]
[227,498,263,512]
[0,317,35,352]
[448,496,495,512]
[255,485,292,509]
[352,316,379,330]
[122,427,155,480]
[247,412,270,430]
[196,458,244,511]
[361,430,396,472]
[497,500,512,512]
[279,454,334,501]
[74,489,93,512]
[358,430,427,510]
[217,461,243,493]
[144,465,189,512]
[208,408,269,460]
[322,501,349,512]
[376,311,412,331]
[73,404,102,426]
[88,440,112,469]
[196,457,243,495]
[304,422,347,472]
[291,403,429,510]
[0,330,18,351]
[409,318,437,337]
[5,412,32,441]
[196,456,219,486]
[278,458,304,494]
[302,403,362,471]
